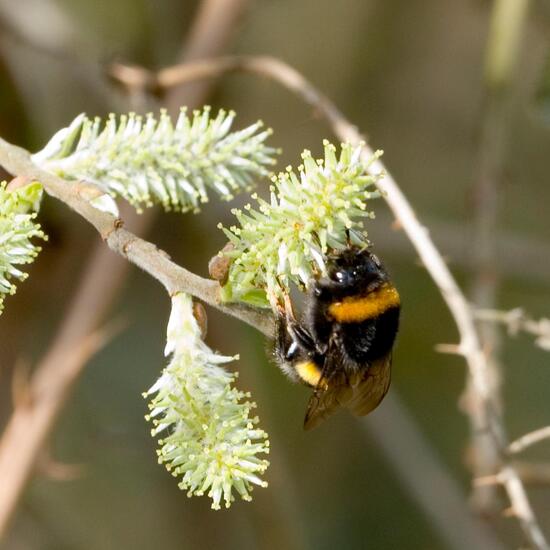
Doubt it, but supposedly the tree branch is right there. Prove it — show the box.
[0,0,255,539]
[2,47,547,548]
[466,0,531,513]
[113,54,549,550]
[0,138,273,336]
[510,427,550,455]
[474,307,550,351]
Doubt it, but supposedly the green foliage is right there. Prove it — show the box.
[33,107,278,213]
[0,181,46,314]
[145,293,270,510]
[218,141,383,307]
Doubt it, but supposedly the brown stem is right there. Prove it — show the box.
[473,307,550,349]
[466,0,531,514]
[0,0,254,539]
[0,140,272,336]
[124,53,549,550]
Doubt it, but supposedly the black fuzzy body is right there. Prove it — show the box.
[275,246,400,384]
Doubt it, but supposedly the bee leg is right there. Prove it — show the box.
[273,314,304,383]
[286,319,327,357]
[274,313,293,361]
[282,292,297,320]
[280,291,319,355]
[274,288,326,358]
[269,288,306,359]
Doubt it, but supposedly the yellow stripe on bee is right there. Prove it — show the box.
[295,360,324,387]
[328,283,400,323]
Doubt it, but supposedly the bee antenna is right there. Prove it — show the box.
[345,229,351,247]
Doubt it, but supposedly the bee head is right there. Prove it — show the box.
[314,248,388,299]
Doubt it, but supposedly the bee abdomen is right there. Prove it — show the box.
[340,306,400,365]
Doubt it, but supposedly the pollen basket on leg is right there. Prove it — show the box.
[295,361,324,387]
[328,284,400,323]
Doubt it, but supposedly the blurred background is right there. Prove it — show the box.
[0,0,550,548]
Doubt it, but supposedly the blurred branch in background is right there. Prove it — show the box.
[373,213,550,286]
[0,0,253,540]
[474,308,550,351]
[364,394,504,550]
[0,0,116,129]
[466,0,531,514]
[0,55,504,549]
[165,0,250,112]
[0,4,547,549]
[0,0,103,109]
[510,427,550,455]
[0,0,79,56]
[113,54,550,549]
[0,128,504,550]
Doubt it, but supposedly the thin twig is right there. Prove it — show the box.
[0,140,272,336]
[510,428,550,454]
[114,55,496,397]
[2,49,547,548]
[119,54,549,549]
[0,0,254,539]
[500,466,549,550]
[466,0,531,513]
[474,308,550,351]
[370,212,550,285]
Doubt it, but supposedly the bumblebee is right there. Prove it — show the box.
[274,246,400,429]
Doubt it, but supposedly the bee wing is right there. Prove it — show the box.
[345,352,392,417]
[303,352,392,430]
[303,382,346,431]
